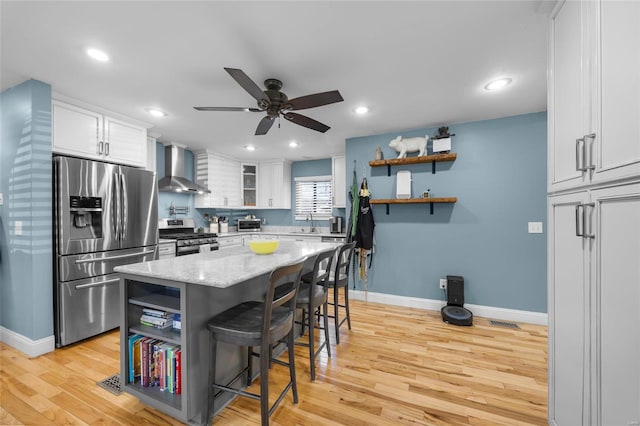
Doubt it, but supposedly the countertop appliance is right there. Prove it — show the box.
[329,216,343,234]
[53,156,158,347]
[159,218,219,256]
[237,218,262,232]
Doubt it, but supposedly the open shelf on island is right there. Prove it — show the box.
[369,153,457,175]
[370,197,457,215]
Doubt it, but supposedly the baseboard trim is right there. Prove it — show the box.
[0,326,55,358]
[349,290,547,326]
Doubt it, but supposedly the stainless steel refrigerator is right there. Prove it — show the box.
[53,156,158,347]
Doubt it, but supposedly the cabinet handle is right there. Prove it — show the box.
[583,202,595,239]
[584,133,596,171]
[98,141,104,155]
[575,204,584,237]
[105,142,110,156]
[575,137,586,172]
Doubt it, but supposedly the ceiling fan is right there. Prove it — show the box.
[194,67,344,135]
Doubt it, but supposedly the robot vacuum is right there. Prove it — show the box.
[441,275,473,326]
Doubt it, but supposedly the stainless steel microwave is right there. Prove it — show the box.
[237,218,261,232]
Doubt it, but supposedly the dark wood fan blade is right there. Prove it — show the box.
[286,90,343,111]
[283,112,330,133]
[255,116,275,135]
[224,68,270,104]
[194,107,262,112]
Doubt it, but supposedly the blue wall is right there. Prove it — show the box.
[0,80,53,340]
[346,112,547,313]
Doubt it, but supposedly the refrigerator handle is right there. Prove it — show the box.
[120,172,128,242]
[114,171,122,241]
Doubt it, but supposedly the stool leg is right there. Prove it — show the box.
[260,341,270,426]
[247,346,253,386]
[207,333,217,425]
[334,286,340,344]
[287,327,299,404]
[344,286,352,330]
[308,302,316,381]
[323,301,331,357]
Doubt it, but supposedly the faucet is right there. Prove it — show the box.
[306,213,315,233]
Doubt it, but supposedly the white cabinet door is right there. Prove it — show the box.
[103,116,147,168]
[194,152,241,208]
[548,1,590,192]
[592,1,640,184]
[548,191,590,426]
[591,183,640,426]
[52,101,103,161]
[332,155,346,207]
[258,161,291,209]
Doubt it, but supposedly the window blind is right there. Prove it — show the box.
[294,175,332,220]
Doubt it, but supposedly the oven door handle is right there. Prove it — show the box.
[75,278,121,289]
[74,249,155,264]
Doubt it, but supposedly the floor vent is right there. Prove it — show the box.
[97,374,122,396]
[489,320,520,329]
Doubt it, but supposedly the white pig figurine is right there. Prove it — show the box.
[389,135,429,158]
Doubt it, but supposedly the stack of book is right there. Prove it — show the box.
[128,334,182,394]
[140,308,174,329]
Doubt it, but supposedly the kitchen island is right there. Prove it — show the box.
[114,240,340,425]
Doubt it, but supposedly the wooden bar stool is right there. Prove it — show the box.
[326,242,356,344]
[206,258,306,426]
[295,246,336,381]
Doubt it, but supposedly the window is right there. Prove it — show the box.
[294,175,332,220]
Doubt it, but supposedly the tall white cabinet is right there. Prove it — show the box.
[548,1,640,425]
[194,151,242,208]
[258,161,291,209]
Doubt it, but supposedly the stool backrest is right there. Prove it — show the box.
[309,247,337,290]
[262,257,306,336]
[333,242,356,287]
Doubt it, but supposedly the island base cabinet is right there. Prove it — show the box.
[120,273,277,425]
[548,182,640,426]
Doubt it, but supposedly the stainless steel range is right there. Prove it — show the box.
[159,218,219,256]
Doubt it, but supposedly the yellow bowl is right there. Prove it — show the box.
[248,240,279,255]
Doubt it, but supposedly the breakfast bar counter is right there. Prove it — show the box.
[114,240,340,425]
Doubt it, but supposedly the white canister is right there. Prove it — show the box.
[210,224,218,233]
[219,222,229,233]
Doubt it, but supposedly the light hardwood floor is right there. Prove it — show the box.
[0,299,548,425]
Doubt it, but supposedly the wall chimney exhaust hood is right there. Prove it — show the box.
[158,145,210,193]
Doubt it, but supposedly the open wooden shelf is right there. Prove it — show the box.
[369,153,457,175]
[370,197,457,215]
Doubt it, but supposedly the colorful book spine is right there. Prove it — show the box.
[175,349,182,395]
[127,334,143,382]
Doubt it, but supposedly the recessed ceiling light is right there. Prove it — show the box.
[86,48,109,62]
[354,106,369,115]
[244,145,256,151]
[484,78,512,91]
[146,108,167,117]
[289,141,298,148]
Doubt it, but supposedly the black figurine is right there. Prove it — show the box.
[433,126,455,140]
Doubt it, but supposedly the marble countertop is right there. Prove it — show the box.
[115,240,340,288]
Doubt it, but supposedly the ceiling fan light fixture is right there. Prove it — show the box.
[354,106,369,115]
[86,48,109,62]
[484,78,512,91]
[244,145,256,151]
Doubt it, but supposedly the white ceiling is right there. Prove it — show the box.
[1,1,550,162]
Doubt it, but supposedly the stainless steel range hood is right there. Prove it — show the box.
[158,145,210,193]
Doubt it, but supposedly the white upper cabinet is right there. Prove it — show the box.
[52,100,147,168]
[591,1,640,183]
[331,155,346,207]
[549,0,640,192]
[258,161,291,209]
[548,0,590,191]
[194,151,241,208]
